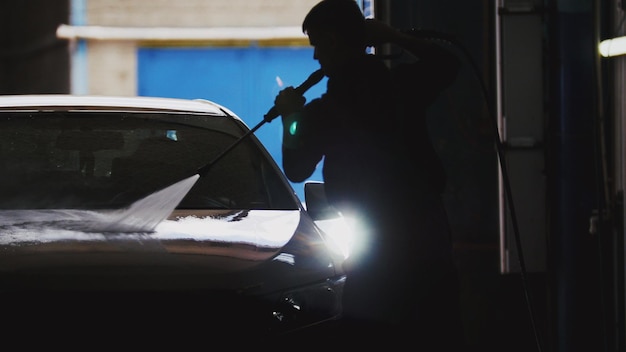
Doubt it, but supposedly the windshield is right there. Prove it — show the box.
[0,111,298,211]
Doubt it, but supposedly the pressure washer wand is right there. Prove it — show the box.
[197,69,324,177]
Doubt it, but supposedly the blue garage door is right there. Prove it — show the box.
[138,46,326,201]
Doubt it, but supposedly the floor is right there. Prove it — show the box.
[454,243,549,352]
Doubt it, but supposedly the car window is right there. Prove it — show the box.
[0,111,299,211]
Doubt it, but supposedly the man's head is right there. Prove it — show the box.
[302,0,366,74]
[302,0,366,47]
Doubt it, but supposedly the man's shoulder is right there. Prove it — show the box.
[357,55,393,83]
[331,55,391,89]
[362,54,391,71]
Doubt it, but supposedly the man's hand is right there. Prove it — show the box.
[363,18,401,47]
[274,87,306,117]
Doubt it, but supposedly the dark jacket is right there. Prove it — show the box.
[282,50,458,211]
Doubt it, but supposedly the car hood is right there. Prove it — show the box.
[0,208,298,256]
[0,207,339,293]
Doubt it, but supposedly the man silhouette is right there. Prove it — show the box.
[274,0,464,347]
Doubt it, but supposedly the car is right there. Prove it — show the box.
[0,94,347,346]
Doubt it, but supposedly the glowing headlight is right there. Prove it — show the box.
[314,215,366,260]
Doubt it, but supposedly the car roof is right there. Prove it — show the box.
[0,94,239,117]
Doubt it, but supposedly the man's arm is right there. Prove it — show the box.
[274,89,325,183]
[365,18,458,64]
[365,18,460,87]
[365,19,460,111]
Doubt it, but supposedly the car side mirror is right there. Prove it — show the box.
[304,181,341,221]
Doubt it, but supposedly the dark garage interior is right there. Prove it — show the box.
[1,0,625,351]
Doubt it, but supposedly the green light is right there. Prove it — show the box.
[289,120,298,136]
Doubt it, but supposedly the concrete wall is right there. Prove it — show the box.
[87,40,137,95]
[85,0,319,27]
[71,0,319,95]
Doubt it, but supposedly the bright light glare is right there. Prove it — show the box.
[599,36,626,57]
[314,215,364,260]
